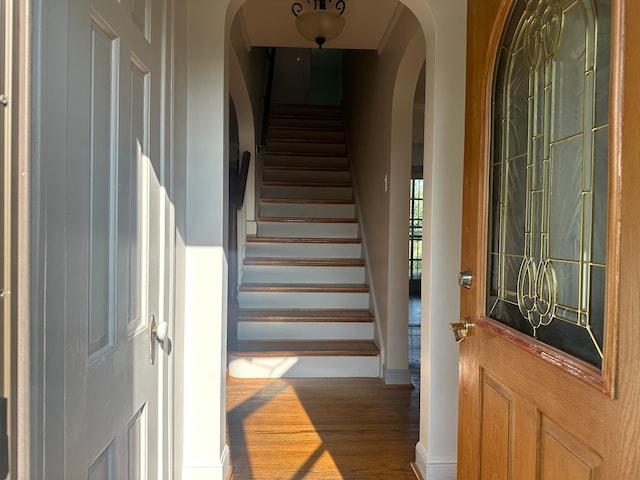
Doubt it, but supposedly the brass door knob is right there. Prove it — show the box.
[449,318,473,343]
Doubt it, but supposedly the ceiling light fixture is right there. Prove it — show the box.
[291,0,346,49]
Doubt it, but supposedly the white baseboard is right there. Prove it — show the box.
[415,442,457,479]
[180,445,230,480]
[383,367,412,385]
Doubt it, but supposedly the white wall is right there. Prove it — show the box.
[178,1,231,478]
[344,0,467,477]
[343,10,422,378]
[409,1,467,478]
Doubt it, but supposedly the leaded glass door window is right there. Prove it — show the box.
[487,0,611,368]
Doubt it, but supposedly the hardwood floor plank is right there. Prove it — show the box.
[227,378,420,479]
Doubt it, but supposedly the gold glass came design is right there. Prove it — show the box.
[487,0,611,368]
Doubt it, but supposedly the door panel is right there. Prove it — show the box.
[458,0,639,466]
[65,0,168,477]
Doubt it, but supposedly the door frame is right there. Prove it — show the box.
[2,0,31,478]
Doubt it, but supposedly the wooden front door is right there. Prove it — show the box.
[458,0,640,477]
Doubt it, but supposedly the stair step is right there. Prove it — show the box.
[261,198,354,205]
[238,308,374,322]
[267,139,346,155]
[239,283,369,293]
[228,341,380,378]
[242,258,365,284]
[264,165,350,173]
[267,137,346,145]
[257,217,358,238]
[269,125,344,132]
[238,320,374,341]
[262,183,353,200]
[258,216,356,224]
[230,340,379,357]
[268,117,344,130]
[245,237,362,258]
[264,167,350,183]
[269,103,342,117]
[260,199,355,218]
[246,236,361,244]
[238,287,370,308]
[263,180,351,188]
[267,151,347,158]
[244,258,364,267]
[265,153,349,167]
[267,129,345,142]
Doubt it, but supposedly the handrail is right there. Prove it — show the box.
[228,151,251,348]
[231,151,251,208]
[259,47,277,149]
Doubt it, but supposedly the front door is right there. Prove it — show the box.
[63,0,170,477]
[458,0,640,477]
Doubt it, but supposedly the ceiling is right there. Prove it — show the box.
[239,0,403,51]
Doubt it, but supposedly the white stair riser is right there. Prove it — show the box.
[269,117,344,129]
[260,202,355,218]
[245,242,362,258]
[270,105,341,116]
[267,140,346,155]
[238,321,374,341]
[263,169,351,183]
[238,291,370,309]
[242,264,365,284]
[262,185,352,200]
[268,129,344,141]
[228,355,379,378]
[266,154,349,168]
[258,221,358,238]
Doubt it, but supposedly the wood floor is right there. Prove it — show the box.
[226,296,422,480]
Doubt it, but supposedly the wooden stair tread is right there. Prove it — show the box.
[239,283,370,293]
[246,236,361,244]
[230,340,379,357]
[258,216,357,224]
[269,112,342,120]
[238,308,374,322]
[267,137,345,145]
[244,257,364,267]
[266,151,347,158]
[263,180,351,188]
[261,198,354,205]
[268,125,344,133]
[264,165,350,172]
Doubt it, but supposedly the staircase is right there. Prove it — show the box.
[228,103,381,378]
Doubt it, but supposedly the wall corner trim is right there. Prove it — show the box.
[377,4,405,56]
[180,445,230,480]
[415,443,457,480]
[237,9,252,52]
[383,368,412,385]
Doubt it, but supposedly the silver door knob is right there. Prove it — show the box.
[151,318,169,342]
[149,315,169,365]
[458,269,472,289]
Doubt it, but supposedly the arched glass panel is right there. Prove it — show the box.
[487,0,611,368]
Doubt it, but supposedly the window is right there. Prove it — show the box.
[409,178,423,281]
[487,0,611,368]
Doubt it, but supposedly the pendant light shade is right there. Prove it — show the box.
[292,0,346,49]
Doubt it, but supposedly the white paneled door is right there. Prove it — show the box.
[64,0,170,478]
